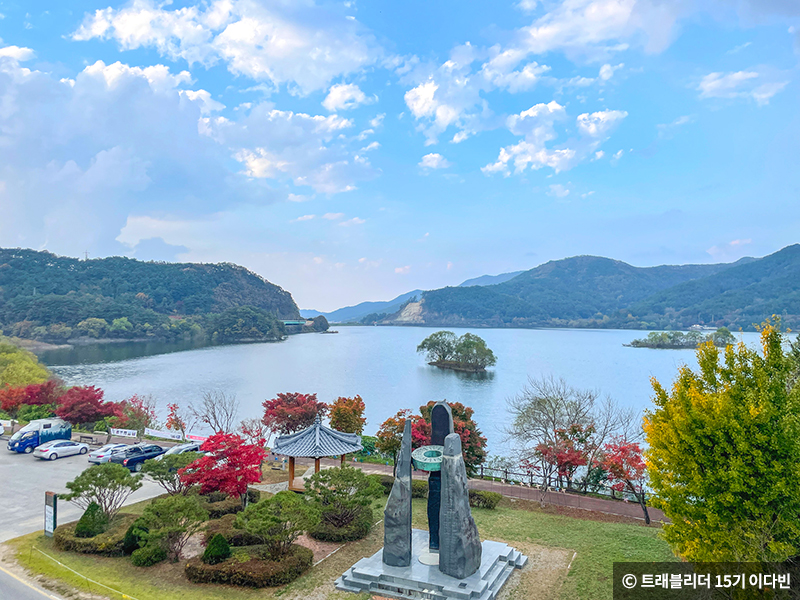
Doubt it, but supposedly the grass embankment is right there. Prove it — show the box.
[7,497,675,600]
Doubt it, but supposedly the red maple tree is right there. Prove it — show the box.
[24,381,63,406]
[261,392,328,435]
[55,386,122,426]
[178,433,266,507]
[412,401,487,475]
[165,402,187,435]
[0,386,28,416]
[597,437,651,523]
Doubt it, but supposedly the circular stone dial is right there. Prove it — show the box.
[411,445,444,471]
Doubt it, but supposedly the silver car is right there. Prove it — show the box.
[33,440,89,460]
[154,442,201,460]
[88,443,130,464]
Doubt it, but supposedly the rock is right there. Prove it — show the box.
[383,419,412,566]
[427,401,454,549]
[439,433,482,579]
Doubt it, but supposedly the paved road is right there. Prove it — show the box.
[0,562,62,600]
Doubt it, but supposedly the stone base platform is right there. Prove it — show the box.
[335,529,528,600]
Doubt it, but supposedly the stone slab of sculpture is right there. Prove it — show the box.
[427,401,453,550]
[382,419,412,567]
[439,432,482,579]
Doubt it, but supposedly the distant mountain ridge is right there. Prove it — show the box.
[372,249,797,331]
[301,269,527,322]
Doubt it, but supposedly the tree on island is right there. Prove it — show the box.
[416,331,496,371]
[261,392,328,435]
[628,327,736,349]
[645,320,800,561]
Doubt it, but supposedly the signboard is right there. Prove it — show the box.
[110,427,138,438]
[0,419,12,428]
[144,427,183,441]
[186,433,208,442]
[44,492,57,537]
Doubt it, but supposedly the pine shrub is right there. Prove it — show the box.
[75,502,109,538]
[131,544,168,567]
[203,533,232,565]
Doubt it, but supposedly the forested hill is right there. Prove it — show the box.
[378,249,796,330]
[0,249,302,343]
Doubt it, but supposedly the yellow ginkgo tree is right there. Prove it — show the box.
[645,320,800,562]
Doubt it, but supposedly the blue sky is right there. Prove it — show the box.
[0,0,798,311]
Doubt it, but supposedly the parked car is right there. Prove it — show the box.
[7,419,72,454]
[33,440,89,460]
[154,442,201,460]
[88,443,130,464]
[110,444,166,472]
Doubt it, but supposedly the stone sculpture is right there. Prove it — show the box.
[383,419,412,566]
[427,401,453,550]
[439,432,482,579]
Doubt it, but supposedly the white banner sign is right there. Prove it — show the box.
[144,427,183,441]
[110,428,138,438]
[186,433,208,442]
[0,420,12,428]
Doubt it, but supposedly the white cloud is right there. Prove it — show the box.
[599,62,624,81]
[707,238,752,260]
[370,114,385,128]
[339,217,365,226]
[360,141,380,152]
[395,265,411,274]
[593,150,605,160]
[72,0,382,95]
[323,212,344,220]
[0,45,35,61]
[698,70,788,105]
[293,214,315,221]
[288,193,311,202]
[419,153,452,169]
[322,83,373,112]
[548,183,570,198]
[611,149,624,162]
[576,109,628,137]
[484,101,626,176]
[727,41,752,54]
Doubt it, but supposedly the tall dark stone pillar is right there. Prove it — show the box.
[383,420,412,566]
[439,433,482,579]
[427,401,453,550]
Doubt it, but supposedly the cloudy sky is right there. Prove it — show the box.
[0,0,798,311]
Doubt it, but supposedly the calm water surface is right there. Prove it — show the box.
[41,327,762,454]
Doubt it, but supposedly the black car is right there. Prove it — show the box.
[109,444,166,472]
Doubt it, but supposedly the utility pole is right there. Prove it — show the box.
[83,251,89,261]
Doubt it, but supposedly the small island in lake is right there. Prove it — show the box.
[626,327,736,349]
[416,330,497,372]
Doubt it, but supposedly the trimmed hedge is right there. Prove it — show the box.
[185,544,313,588]
[131,544,167,567]
[309,506,373,543]
[201,488,261,519]
[204,514,263,547]
[377,476,429,498]
[54,514,138,557]
[411,479,428,498]
[469,489,502,509]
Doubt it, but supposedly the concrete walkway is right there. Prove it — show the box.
[292,456,665,523]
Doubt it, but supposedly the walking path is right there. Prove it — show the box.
[291,457,666,523]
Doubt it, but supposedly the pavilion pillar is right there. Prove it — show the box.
[341,454,345,467]
[315,457,321,473]
[289,456,295,484]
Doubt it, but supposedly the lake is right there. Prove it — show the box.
[40,327,762,456]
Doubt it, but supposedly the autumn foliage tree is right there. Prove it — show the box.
[412,401,487,475]
[645,321,800,561]
[179,433,266,508]
[329,395,366,434]
[597,438,650,523]
[55,386,122,426]
[376,409,410,476]
[118,394,158,436]
[261,392,328,435]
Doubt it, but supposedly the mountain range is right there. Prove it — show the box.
[310,245,800,331]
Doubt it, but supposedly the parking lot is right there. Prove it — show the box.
[0,442,164,542]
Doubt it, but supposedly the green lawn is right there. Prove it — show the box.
[7,497,675,600]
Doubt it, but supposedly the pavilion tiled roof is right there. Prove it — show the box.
[273,414,362,458]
